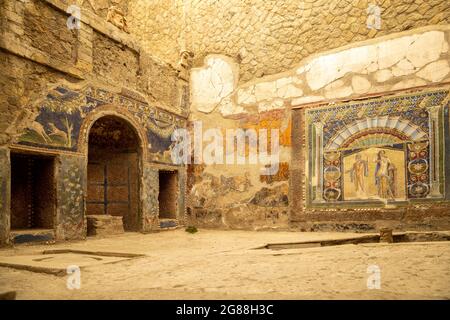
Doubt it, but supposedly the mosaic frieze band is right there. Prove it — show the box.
[16,85,186,165]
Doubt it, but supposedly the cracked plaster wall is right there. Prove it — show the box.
[128,0,450,83]
[188,25,450,230]
[0,0,188,243]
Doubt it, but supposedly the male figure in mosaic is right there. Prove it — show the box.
[348,154,369,195]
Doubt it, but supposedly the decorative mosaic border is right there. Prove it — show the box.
[305,87,450,209]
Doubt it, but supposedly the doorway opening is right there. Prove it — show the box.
[10,153,56,231]
[87,116,141,234]
[158,170,178,219]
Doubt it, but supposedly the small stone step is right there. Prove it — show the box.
[87,215,124,236]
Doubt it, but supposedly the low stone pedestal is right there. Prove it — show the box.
[379,228,393,243]
[86,215,124,236]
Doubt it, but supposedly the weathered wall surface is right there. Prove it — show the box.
[56,155,86,240]
[78,0,129,19]
[0,0,188,138]
[142,55,185,112]
[0,148,10,244]
[2,0,450,238]
[0,50,67,146]
[0,0,188,244]
[142,166,160,232]
[187,56,291,229]
[188,25,450,231]
[128,0,184,68]
[127,0,450,83]
[92,31,140,89]
[24,0,78,65]
[205,27,450,117]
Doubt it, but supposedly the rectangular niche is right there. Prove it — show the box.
[10,152,56,230]
[158,170,178,219]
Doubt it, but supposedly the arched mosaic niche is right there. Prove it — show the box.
[306,87,449,207]
[14,85,186,165]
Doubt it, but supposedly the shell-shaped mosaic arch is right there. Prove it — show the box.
[325,116,429,151]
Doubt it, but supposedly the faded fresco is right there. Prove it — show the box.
[16,85,185,165]
[56,155,86,240]
[142,166,160,232]
[147,116,179,164]
[19,87,83,150]
[306,88,449,206]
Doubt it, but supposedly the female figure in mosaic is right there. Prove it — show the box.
[374,150,396,199]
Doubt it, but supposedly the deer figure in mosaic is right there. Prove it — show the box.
[29,121,51,143]
[48,123,68,145]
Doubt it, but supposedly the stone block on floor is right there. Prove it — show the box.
[86,215,124,236]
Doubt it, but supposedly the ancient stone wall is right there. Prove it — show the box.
[0,51,82,147]
[1,0,450,239]
[126,0,450,83]
[56,155,86,240]
[78,0,129,19]
[142,54,184,112]
[0,149,10,244]
[128,0,184,68]
[24,0,78,65]
[188,0,450,82]
[0,0,188,244]
[92,31,140,89]
[0,0,188,140]
[188,25,450,231]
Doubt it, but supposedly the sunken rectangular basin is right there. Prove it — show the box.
[0,250,144,276]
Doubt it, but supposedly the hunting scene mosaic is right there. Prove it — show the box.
[16,85,186,164]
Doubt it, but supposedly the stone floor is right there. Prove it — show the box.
[0,229,449,300]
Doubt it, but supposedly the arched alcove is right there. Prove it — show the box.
[86,115,141,233]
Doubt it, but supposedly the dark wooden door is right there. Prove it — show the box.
[87,152,139,231]
[86,160,131,217]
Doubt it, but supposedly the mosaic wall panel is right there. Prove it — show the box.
[56,155,85,240]
[306,88,449,207]
[177,169,187,225]
[17,85,186,165]
[142,166,159,232]
[0,149,10,244]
